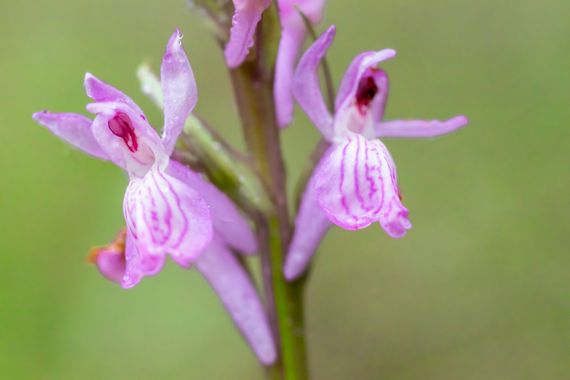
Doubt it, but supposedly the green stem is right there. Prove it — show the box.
[228,5,309,380]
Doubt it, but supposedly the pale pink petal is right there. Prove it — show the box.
[195,237,276,365]
[93,248,126,285]
[275,0,327,127]
[275,25,306,127]
[335,50,396,112]
[376,116,469,138]
[84,73,146,118]
[161,30,198,154]
[225,0,271,68]
[167,161,257,255]
[315,134,411,237]
[293,25,335,139]
[284,150,333,280]
[121,229,166,289]
[32,111,107,160]
[124,166,213,268]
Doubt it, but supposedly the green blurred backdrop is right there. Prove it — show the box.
[1,0,569,378]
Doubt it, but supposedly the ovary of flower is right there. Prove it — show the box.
[33,30,213,288]
[284,25,469,280]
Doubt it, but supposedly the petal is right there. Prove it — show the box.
[284,151,333,280]
[225,0,271,68]
[167,161,257,254]
[124,166,213,268]
[315,134,411,237]
[161,30,198,155]
[275,25,306,127]
[88,101,166,175]
[275,0,327,128]
[376,115,469,138]
[32,111,108,160]
[335,49,396,112]
[121,229,166,289]
[94,249,126,284]
[293,25,335,139]
[84,73,146,118]
[195,237,277,365]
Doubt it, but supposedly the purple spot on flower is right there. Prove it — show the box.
[108,112,138,153]
[355,72,379,113]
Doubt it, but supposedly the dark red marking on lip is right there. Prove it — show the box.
[108,112,138,152]
[355,75,379,113]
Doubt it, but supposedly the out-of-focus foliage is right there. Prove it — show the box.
[1,0,569,378]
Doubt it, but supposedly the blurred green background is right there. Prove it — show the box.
[1,0,570,378]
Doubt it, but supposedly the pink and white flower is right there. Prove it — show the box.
[33,30,213,288]
[284,26,469,280]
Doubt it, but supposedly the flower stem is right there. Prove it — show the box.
[228,5,309,379]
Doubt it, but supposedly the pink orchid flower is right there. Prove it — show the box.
[89,162,277,364]
[284,26,469,280]
[275,0,326,127]
[33,30,213,288]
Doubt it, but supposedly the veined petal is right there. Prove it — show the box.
[124,166,213,268]
[284,152,333,280]
[315,134,411,237]
[195,237,276,365]
[121,229,166,289]
[161,30,197,155]
[167,161,257,255]
[293,25,335,139]
[376,115,469,138]
[84,73,146,118]
[32,111,108,160]
[335,49,396,113]
[225,0,271,68]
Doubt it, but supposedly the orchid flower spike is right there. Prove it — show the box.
[33,30,214,288]
[284,25,469,280]
[225,0,272,67]
[88,164,276,365]
[275,0,326,127]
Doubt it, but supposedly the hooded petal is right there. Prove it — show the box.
[293,25,335,139]
[124,166,213,268]
[88,101,166,176]
[161,30,198,154]
[167,161,257,255]
[225,0,271,68]
[195,237,276,365]
[84,73,146,118]
[376,115,469,138]
[32,111,108,160]
[335,49,396,113]
[275,0,327,127]
[315,134,411,237]
[284,150,333,280]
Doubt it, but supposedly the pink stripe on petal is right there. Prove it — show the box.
[315,135,410,237]
[124,166,213,269]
